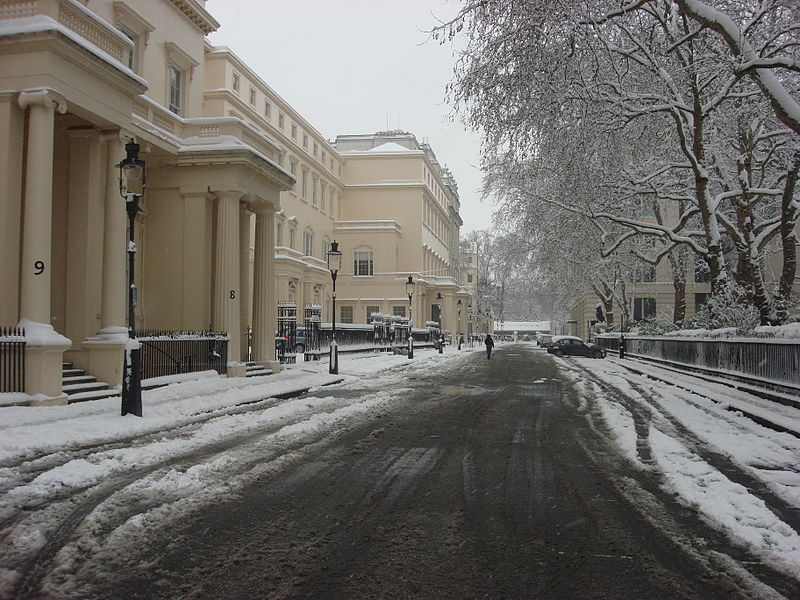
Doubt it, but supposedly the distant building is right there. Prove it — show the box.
[334,131,468,334]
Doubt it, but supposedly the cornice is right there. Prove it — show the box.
[175,147,294,191]
[345,182,425,191]
[168,0,219,35]
[0,32,147,96]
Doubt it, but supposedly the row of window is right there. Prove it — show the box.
[423,249,446,278]
[337,305,407,324]
[232,71,341,176]
[288,160,339,214]
[118,20,190,118]
[631,258,712,284]
[424,198,449,243]
[275,226,374,275]
[424,166,449,207]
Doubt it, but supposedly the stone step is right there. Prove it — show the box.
[68,388,120,402]
[63,375,97,384]
[63,380,109,392]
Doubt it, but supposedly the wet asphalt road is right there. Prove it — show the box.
[87,345,792,600]
[86,343,797,600]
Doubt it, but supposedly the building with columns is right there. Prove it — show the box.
[0,0,470,403]
[0,0,292,401]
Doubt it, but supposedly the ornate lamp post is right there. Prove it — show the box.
[405,275,415,359]
[118,139,145,417]
[327,240,342,374]
[436,292,444,354]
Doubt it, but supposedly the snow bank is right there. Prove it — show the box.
[650,427,800,578]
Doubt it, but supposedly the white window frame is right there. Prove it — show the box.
[303,229,314,257]
[113,3,154,75]
[354,250,374,277]
[165,42,198,117]
[312,174,318,206]
[366,306,380,323]
[168,64,183,115]
[249,87,256,105]
[340,305,354,324]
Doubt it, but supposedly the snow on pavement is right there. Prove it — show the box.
[556,353,800,579]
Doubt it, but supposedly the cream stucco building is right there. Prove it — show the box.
[333,132,468,336]
[0,0,469,402]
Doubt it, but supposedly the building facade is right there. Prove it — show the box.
[333,132,468,335]
[0,0,470,402]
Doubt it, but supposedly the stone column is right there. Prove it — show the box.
[17,88,70,401]
[239,202,252,360]
[213,190,242,373]
[0,91,24,326]
[99,133,128,335]
[83,132,128,387]
[252,203,277,368]
[18,88,66,325]
[64,127,103,348]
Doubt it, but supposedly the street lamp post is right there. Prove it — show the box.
[436,292,444,354]
[327,240,342,374]
[118,139,145,417]
[405,275,415,359]
[457,299,462,350]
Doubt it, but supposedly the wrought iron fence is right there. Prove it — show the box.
[276,302,298,364]
[138,330,228,380]
[303,304,322,361]
[0,326,25,392]
[595,334,800,394]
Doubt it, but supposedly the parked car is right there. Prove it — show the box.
[547,335,606,358]
[537,334,552,348]
[291,327,312,353]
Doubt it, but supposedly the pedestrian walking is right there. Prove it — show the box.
[484,334,494,359]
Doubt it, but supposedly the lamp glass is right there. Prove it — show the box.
[327,240,342,273]
[405,276,415,297]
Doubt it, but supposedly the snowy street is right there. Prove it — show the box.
[1,343,799,599]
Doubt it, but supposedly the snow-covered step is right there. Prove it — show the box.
[62,375,97,384]
[67,389,120,402]
[62,381,108,393]
[245,362,272,378]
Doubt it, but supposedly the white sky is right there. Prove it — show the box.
[204,0,489,234]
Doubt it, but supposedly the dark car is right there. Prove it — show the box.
[290,327,311,353]
[548,335,606,358]
[537,334,552,348]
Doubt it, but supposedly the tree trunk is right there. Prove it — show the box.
[776,152,800,323]
[669,252,687,324]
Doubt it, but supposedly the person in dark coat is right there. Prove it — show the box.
[484,334,494,359]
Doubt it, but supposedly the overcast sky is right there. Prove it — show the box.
[205,0,489,234]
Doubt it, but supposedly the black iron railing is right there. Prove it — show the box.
[0,326,25,392]
[595,334,800,394]
[138,330,228,380]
